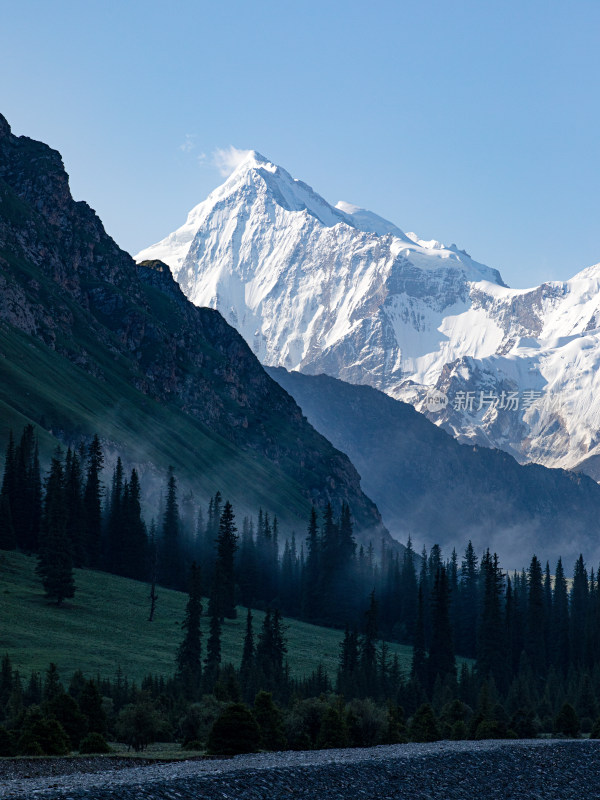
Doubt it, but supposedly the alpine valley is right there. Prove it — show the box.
[137,150,600,482]
[0,114,388,547]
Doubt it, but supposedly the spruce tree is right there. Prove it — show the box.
[477,550,508,693]
[411,584,428,688]
[176,562,202,697]
[428,565,456,689]
[360,591,378,692]
[64,449,85,568]
[83,435,104,568]
[256,608,288,690]
[526,555,546,684]
[214,500,238,619]
[160,466,181,589]
[337,625,359,697]
[107,457,124,573]
[238,517,259,607]
[121,469,147,580]
[13,425,41,552]
[458,541,479,658]
[571,555,589,668]
[36,450,75,605]
[399,536,418,639]
[301,507,320,622]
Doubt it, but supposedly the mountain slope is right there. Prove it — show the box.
[138,152,600,477]
[0,551,415,681]
[267,367,600,569]
[0,114,389,544]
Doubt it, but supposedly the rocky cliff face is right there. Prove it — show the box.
[0,115,388,543]
[138,151,600,477]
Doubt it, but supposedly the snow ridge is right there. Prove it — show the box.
[136,155,600,477]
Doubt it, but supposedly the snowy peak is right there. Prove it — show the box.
[137,151,505,286]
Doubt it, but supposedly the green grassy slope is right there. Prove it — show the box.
[0,551,417,684]
[0,323,312,527]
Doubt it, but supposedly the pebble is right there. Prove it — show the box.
[1,740,600,799]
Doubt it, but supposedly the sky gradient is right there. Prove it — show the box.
[1,0,598,288]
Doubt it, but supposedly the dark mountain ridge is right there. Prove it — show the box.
[0,113,388,545]
[267,366,600,568]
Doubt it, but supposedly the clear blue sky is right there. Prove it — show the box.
[1,0,598,288]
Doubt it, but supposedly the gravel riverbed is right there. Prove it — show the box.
[1,740,599,800]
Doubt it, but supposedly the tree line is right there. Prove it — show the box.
[5,425,600,748]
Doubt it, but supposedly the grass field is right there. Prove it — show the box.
[0,551,417,685]
[0,324,313,532]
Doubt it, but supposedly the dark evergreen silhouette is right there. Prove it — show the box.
[176,562,203,697]
[160,466,181,589]
[36,450,74,605]
[213,500,238,620]
[428,565,456,689]
[83,435,104,569]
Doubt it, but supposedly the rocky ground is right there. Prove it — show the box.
[1,740,600,799]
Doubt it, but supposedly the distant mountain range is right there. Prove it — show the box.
[0,115,389,547]
[267,367,600,568]
[137,151,600,479]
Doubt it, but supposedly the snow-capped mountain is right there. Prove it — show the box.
[136,152,600,477]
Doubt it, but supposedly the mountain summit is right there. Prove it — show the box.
[136,151,504,371]
[137,154,600,476]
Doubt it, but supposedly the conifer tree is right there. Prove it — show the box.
[411,584,428,688]
[428,565,456,689]
[107,457,124,572]
[399,536,418,639]
[477,550,508,693]
[83,435,104,568]
[202,492,221,584]
[160,467,181,589]
[543,561,553,663]
[121,469,147,580]
[301,507,320,622]
[64,449,85,567]
[37,449,75,605]
[571,555,589,668]
[338,502,356,566]
[337,625,359,697]
[176,562,202,697]
[13,425,41,552]
[552,557,570,675]
[526,555,546,684]
[458,541,479,658]
[360,591,378,691]
[256,608,288,690]
[214,500,238,619]
[238,517,258,607]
